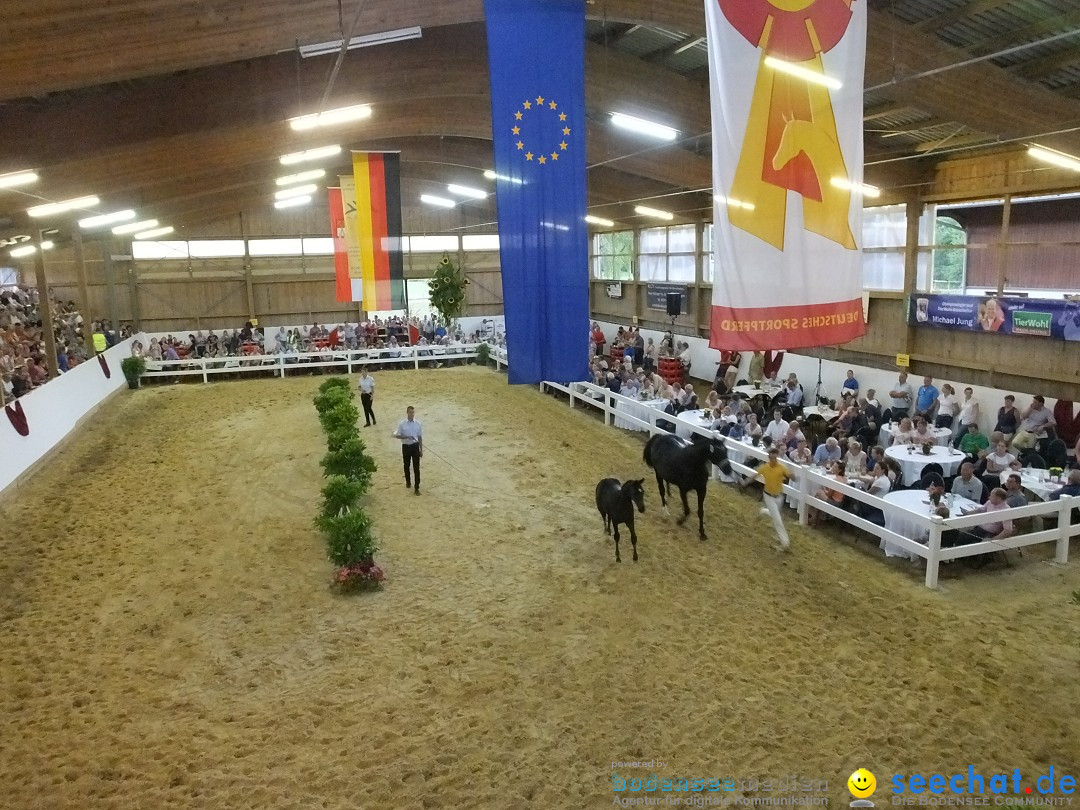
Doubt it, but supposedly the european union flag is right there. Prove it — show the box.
[485,0,589,385]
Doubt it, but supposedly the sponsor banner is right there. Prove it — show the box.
[705,0,868,350]
[645,282,688,313]
[908,294,1080,341]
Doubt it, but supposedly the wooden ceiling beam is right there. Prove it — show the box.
[912,0,1014,33]
[1013,45,1080,80]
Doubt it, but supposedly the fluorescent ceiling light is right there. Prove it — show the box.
[0,170,38,189]
[113,219,158,235]
[276,169,326,186]
[585,215,615,227]
[482,169,523,185]
[280,145,342,165]
[446,183,487,199]
[275,196,311,209]
[673,36,704,54]
[28,195,100,218]
[714,194,756,211]
[134,226,175,240]
[41,241,54,250]
[634,205,673,220]
[275,183,318,200]
[610,112,678,141]
[298,26,422,58]
[289,104,371,131]
[10,245,37,257]
[79,209,136,229]
[1028,145,1080,172]
[763,56,841,89]
[420,194,456,208]
[830,177,881,198]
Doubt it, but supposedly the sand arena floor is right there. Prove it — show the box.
[1,365,1078,809]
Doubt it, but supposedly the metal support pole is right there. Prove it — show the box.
[32,230,60,378]
[103,241,121,349]
[71,228,96,358]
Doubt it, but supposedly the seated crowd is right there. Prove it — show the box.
[0,285,127,403]
[592,323,1080,556]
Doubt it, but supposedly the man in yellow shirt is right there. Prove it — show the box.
[742,446,796,551]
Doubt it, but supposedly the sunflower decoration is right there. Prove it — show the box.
[429,252,468,323]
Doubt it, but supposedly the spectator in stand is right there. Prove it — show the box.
[959,488,1014,544]
[953,387,981,447]
[764,409,789,444]
[843,439,867,477]
[789,438,812,465]
[813,437,842,467]
[959,422,990,460]
[889,371,914,417]
[748,351,765,384]
[1011,395,1056,452]
[982,440,1021,490]
[913,375,939,421]
[994,394,1019,442]
[889,416,915,446]
[1003,474,1028,508]
[935,383,959,430]
[951,462,984,503]
[1048,469,1080,501]
[841,369,859,399]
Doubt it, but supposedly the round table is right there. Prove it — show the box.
[673,410,715,439]
[880,424,951,447]
[884,444,966,486]
[880,490,977,560]
[613,398,668,431]
[998,468,1061,502]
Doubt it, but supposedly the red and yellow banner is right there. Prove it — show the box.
[706,0,867,351]
[328,187,360,303]
[351,151,405,312]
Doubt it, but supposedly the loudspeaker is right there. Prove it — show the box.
[666,292,682,317]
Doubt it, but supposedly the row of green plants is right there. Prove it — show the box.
[313,378,384,593]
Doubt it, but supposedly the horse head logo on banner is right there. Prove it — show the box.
[719,0,857,251]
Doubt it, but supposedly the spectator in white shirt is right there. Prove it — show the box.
[889,372,914,417]
[935,383,959,430]
[952,386,980,447]
[951,462,984,503]
[763,409,789,444]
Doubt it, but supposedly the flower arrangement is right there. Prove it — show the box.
[1049,466,1064,481]
[334,561,386,593]
[921,441,934,455]
[928,483,945,507]
[429,252,469,323]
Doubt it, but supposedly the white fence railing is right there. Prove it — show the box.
[143,343,495,382]
[539,379,1077,589]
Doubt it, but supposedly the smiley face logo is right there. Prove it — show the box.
[848,769,876,799]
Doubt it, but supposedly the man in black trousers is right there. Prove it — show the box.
[357,368,376,426]
[393,406,423,494]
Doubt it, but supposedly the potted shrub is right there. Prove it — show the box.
[476,342,491,366]
[317,507,384,593]
[120,356,147,390]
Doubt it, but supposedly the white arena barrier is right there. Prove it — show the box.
[1,337,139,497]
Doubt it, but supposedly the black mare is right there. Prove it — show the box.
[594,478,646,562]
[643,433,730,540]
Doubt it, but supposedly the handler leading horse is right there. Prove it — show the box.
[643,433,729,540]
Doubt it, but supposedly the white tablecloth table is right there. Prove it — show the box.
[731,384,782,400]
[998,468,1062,501]
[884,444,966,486]
[880,490,978,559]
[673,410,716,439]
[880,424,952,447]
[802,406,840,422]
[613,398,668,431]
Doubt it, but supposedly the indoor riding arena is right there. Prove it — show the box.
[4,1,1080,808]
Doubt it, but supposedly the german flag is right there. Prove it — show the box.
[352,151,405,311]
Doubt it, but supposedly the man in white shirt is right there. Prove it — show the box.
[764,409,789,444]
[358,369,376,427]
[889,372,914,417]
[951,462,984,503]
[393,406,423,494]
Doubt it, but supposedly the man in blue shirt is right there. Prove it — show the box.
[914,375,939,421]
[812,437,842,466]
[1049,470,1080,501]
[842,369,859,397]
